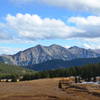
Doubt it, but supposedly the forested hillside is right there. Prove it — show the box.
[21,63,100,82]
[27,57,100,71]
[0,63,36,79]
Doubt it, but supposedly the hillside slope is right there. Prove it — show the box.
[0,63,35,75]
[26,57,100,71]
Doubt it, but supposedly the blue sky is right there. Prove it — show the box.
[0,0,100,54]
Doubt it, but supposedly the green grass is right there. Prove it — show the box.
[0,63,36,76]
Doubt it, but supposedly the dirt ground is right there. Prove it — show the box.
[0,78,100,100]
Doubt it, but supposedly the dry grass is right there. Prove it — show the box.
[0,78,100,100]
[61,79,100,100]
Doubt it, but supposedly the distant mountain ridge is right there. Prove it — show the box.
[0,44,100,67]
[68,46,99,58]
[26,57,100,71]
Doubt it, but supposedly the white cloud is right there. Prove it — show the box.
[0,13,100,50]
[83,43,100,49]
[68,16,100,38]
[5,13,82,40]
[0,14,100,40]
[64,46,71,49]
[80,37,100,49]
[1,14,100,40]
[38,0,100,14]
[0,47,25,54]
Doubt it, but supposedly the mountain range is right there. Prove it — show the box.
[0,44,100,69]
[27,57,100,71]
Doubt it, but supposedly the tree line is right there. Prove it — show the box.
[22,63,100,82]
[0,63,100,82]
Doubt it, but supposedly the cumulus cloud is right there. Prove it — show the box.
[68,16,100,38]
[0,13,100,41]
[5,13,82,40]
[1,14,100,54]
[0,13,100,44]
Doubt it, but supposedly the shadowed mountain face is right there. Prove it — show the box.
[0,44,100,66]
[27,57,100,71]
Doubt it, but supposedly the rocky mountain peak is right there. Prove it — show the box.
[0,44,100,66]
[69,46,81,50]
[35,44,44,48]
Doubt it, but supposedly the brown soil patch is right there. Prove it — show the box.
[0,78,100,100]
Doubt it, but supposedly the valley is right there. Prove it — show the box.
[1,0,100,100]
